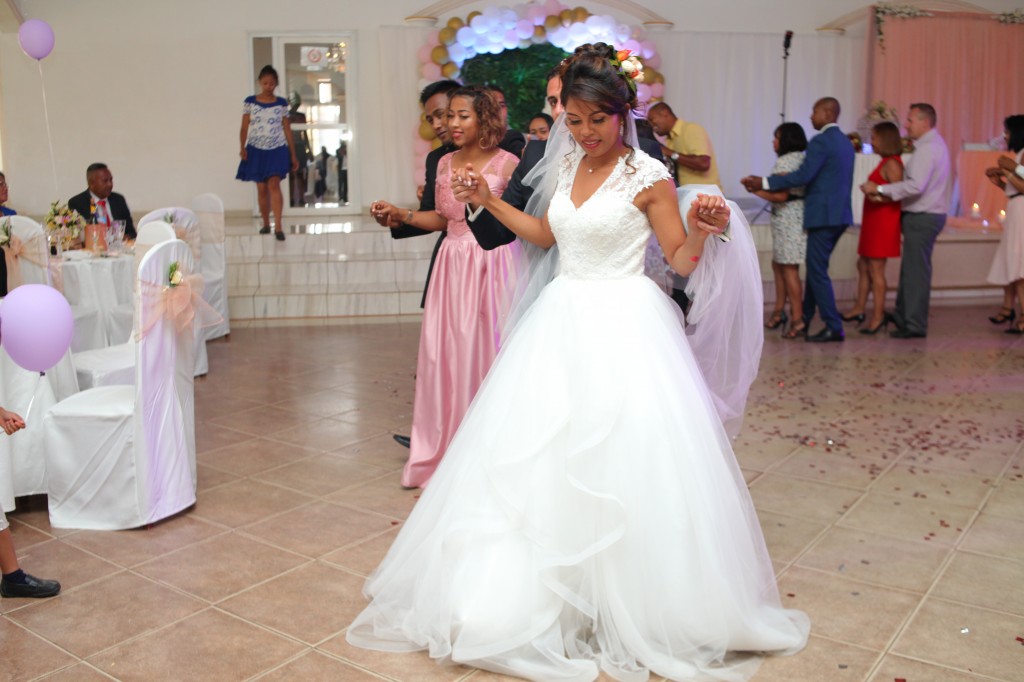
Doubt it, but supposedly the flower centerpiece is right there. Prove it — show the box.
[0,218,12,248]
[43,201,85,254]
[856,100,901,150]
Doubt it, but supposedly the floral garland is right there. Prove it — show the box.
[995,9,1024,23]
[874,3,933,52]
[167,261,183,288]
[610,49,644,95]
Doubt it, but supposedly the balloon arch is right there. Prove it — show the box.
[412,0,665,178]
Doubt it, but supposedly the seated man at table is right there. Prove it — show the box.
[67,163,136,241]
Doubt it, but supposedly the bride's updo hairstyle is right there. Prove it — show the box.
[559,42,639,168]
[448,85,507,150]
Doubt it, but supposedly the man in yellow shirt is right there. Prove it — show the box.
[647,102,721,188]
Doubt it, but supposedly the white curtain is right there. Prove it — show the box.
[377,26,433,206]
[650,31,866,197]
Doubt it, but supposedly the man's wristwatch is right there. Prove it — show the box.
[671,152,680,161]
[406,209,413,223]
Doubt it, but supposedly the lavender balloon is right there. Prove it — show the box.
[0,285,73,372]
[18,19,55,61]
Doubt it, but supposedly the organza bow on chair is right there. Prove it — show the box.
[3,233,48,292]
[138,270,222,341]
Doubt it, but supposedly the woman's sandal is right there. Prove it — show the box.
[765,311,788,330]
[1005,319,1024,335]
[782,321,807,339]
[989,306,1016,324]
[259,225,271,234]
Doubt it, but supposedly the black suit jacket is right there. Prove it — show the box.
[467,137,666,250]
[389,143,454,307]
[67,190,136,239]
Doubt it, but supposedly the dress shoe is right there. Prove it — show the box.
[806,328,844,343]
[889,329,926,339]
[840,312,866,324]
[0,573,61,599]
[393,434,411,448]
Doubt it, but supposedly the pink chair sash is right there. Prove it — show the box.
[138,274,222,339]
[3,234,48,292]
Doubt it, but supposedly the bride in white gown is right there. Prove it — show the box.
[347,44,809,681]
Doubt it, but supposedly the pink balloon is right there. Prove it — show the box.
[650,82,665,98]
[417,43,433,63]
[421,62,442,80]
[636,83,652,102]
[0,284,73,372]
[18,19,55,61]
[646,53,661,69]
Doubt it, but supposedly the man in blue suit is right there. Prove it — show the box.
[743,97,854,342]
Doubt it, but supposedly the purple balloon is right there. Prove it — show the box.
[18,19,55,61]
[0,284,73,372]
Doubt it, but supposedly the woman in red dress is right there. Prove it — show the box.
[846,122,904,334]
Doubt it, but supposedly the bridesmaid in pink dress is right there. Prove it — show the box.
[371,86,520,487]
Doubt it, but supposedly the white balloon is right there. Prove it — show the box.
[457,26,477,47]
[448,42,467,62]
[471,16,489,34]
[503,30,520,49]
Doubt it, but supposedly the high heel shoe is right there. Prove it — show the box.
[989,307,1016,324]
[765,311,788,330]
[1006,319,1024,335]
[840,312,866,324]
[782,321,807,339]
[859,316,890,335]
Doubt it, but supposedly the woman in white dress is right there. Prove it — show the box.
[346,44,809,681]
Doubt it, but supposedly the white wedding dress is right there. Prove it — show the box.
[347,148,809,681]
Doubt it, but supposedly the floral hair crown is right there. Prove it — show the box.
[610,49,644,94]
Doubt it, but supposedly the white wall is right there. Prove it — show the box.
[0,0,1019,216]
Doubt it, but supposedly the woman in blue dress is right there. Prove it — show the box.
[236,65,297,241]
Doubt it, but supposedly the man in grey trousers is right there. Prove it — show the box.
[863,103,951,338]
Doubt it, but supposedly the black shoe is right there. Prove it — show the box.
[806,327,844,343]
[1005,321,1024,335]
[990,307,1016,324]
[889,329,926,339]
[840,312,866,324]
[0,573,61,599]
[393,434,411,448]
[275,231,285,241]
[859,316,890,335]
[765,311,788,330]
[258,226,271,234]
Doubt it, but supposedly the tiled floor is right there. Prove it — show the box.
[2,306,1022,682]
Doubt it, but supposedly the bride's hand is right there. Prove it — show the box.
[688,193,730,234]
[451,163,493,205]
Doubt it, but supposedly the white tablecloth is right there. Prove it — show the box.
[49,253,134,348]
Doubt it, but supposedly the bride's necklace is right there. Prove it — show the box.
[584,153,622,174]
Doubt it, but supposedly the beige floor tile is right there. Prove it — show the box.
[87,608,305,681]
[196,463,241,492]
[958,513,1024,562]
[252,454,390,497]
[775,567,921,649]
[257,650,384,681]
[329,433,410,472]
[838,492,975,547]
[193,478,314,528]
[244,501,398,558]
[194,393,265,423]
[269,389,367,419]
[220,563,366,644]
[757,510,829,564]
[901,446,1015,478]
[325,474,423,520]
[196,422,254,455]
[320,634,474,682]
[6,517,56,552]
[62,515,225,569]
[7,571,204,657]
[749,635,880,682]
[207,404,326,436]
[0,617,77,680]
[867,655,996,682]
[871,463,995,510]
[197,437,321,477]
[932,551,1024,616]
[136,533,307,603]
[6,539,120,594]
[732,436,801,472]
[772,448,891,490]
[795,526,952,593]
[748,474,864,522]
[891,598,1024,681]
[35,662,118,681]
[982,476,1024,520]
[269,418,389,452]
[321,528,400,577]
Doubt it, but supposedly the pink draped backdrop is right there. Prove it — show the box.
[866,10,1024,181]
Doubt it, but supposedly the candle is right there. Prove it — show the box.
[971,203,981,219]
[999,210,1006,224]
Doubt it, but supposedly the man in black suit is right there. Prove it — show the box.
[67,163,136,240]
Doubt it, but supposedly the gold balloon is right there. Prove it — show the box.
[438,27,456,45]
[573,7,589,22]
[533,25,547,40]
[441,62,459,78]
[543,15,560,30]
[431,45,450,65]
[446,16,464,30]
[419,120,435,140]
[559,9,573,26]
[467,10,481,23]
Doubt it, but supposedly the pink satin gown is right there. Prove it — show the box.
[403,150,521,488]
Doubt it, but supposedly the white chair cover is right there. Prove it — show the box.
[192,193,230,341]
[6,216,106,352]
[137,210,207,377]
[43,240,199,530]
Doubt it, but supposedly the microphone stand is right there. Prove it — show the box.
[780,32,792,123]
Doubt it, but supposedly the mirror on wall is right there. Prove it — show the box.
[249,33,357,215]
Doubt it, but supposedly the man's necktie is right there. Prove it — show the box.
[97,199,112,225]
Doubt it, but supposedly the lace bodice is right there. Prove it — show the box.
[548,147,670,279]
[437,150,517,239]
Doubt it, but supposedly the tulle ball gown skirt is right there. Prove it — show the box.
[348,275,809,682]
